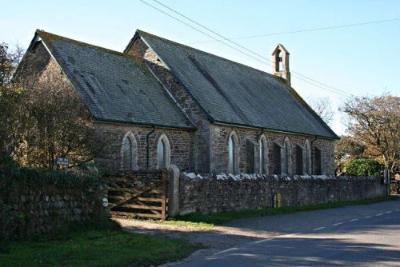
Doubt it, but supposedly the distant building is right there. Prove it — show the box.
[17,30,338,175]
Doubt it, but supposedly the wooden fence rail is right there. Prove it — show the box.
[105,170,169,220]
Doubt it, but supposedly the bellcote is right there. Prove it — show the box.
[272,44,291,86]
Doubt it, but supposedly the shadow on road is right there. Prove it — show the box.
[205,236,400,267]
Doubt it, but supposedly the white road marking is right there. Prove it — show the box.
[333,222,344,226]
[364,216,372,219]
[376,213,383,216]
[313,226,326,231]
[384,211,392,214]
[350,218,359,222]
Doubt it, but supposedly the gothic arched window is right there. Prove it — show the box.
[157,134,171,169]
[259,136,268,174]
[228,132,239,174]
[304,140,311,175]
[313,147,322,175]
[283,138,291,175]
[295,145,303,175]
[121,132,138,170]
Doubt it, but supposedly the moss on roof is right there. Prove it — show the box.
[35,30,194,129]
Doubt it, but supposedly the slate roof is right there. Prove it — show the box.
[132,30,338,139]
[35,30,194,129]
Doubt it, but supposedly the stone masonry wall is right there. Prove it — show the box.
[178,174,386,215]
[95,122,194,174]
[0,179,108,240]
[210,124,335,175]
[126,38,212,173]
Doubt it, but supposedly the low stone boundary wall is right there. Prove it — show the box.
[0,174,108,240]
[178,174,386,215]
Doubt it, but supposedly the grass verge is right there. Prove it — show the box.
[0,221,198,267]
[171,196,398,226]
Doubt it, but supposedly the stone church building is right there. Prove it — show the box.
[17,30,338,175]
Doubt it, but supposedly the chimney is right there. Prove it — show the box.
[272,44,291,86]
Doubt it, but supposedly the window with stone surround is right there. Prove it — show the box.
[313,147,322,175]
[282,138,292,175]
[295,145,303,175]
[157,134,171,169]
[228,132,239,174]
[271,143,281,175]
[121,131,138,170]
[259,136,268,174]
[304,140,311,175]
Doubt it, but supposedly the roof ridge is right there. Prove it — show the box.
[31,30,194,129]
[36,30,137,60]
[135,30,338,139]
[36,30,152,71]
[136,29,279,80]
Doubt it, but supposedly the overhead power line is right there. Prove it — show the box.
[191,17,400,44]
[140,0,352,97]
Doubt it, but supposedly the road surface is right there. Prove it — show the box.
[172,198,400,267]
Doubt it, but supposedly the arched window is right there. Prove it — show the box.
[228,132,239,174]
[295,145,303,175]
[304,140,311,175]
[259,136,268,174]
[157,134,171,169]
[282,138,291,175]
[121,131,137,170]
[278,50,285,71]
[271,143,281,175]
[313,147,322,175]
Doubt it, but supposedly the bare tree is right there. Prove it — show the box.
[342,95,400,174]
[19,72,106,169]
[0,43,25,158]
[310,97,335,125]
[335,135,366,161]
[0,43,23,86]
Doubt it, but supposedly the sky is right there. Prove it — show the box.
[1,0,399,135]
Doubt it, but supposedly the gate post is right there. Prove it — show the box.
[168,165,180,217]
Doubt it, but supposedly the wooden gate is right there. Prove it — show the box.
[106,170,168,220]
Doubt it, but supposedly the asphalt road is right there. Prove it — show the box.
[173,198,400,267]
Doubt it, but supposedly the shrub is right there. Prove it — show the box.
[344,158,383,176]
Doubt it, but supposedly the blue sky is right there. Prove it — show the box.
[1,0,399,134]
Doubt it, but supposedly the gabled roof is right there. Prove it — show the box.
[272,43,290,55]
[31,30,194,129]
[128,30,338,139]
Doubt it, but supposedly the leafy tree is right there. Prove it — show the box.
[342,95,400,174]
[344,158,383,176]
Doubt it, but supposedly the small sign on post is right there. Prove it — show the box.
[56,157,69,169]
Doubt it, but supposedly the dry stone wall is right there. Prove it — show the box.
[0,179,108,240]
[178,173,386,215]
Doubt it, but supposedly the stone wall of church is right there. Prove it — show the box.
[94,122,194,174]
[126,38,212,173]
[210,124,336,175]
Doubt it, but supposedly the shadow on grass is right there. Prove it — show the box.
[0,218,198,267]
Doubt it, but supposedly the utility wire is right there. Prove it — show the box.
[150,0,353,96]
[191,17,400,44]
[141,0,351,97]
[138,0,268,67]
